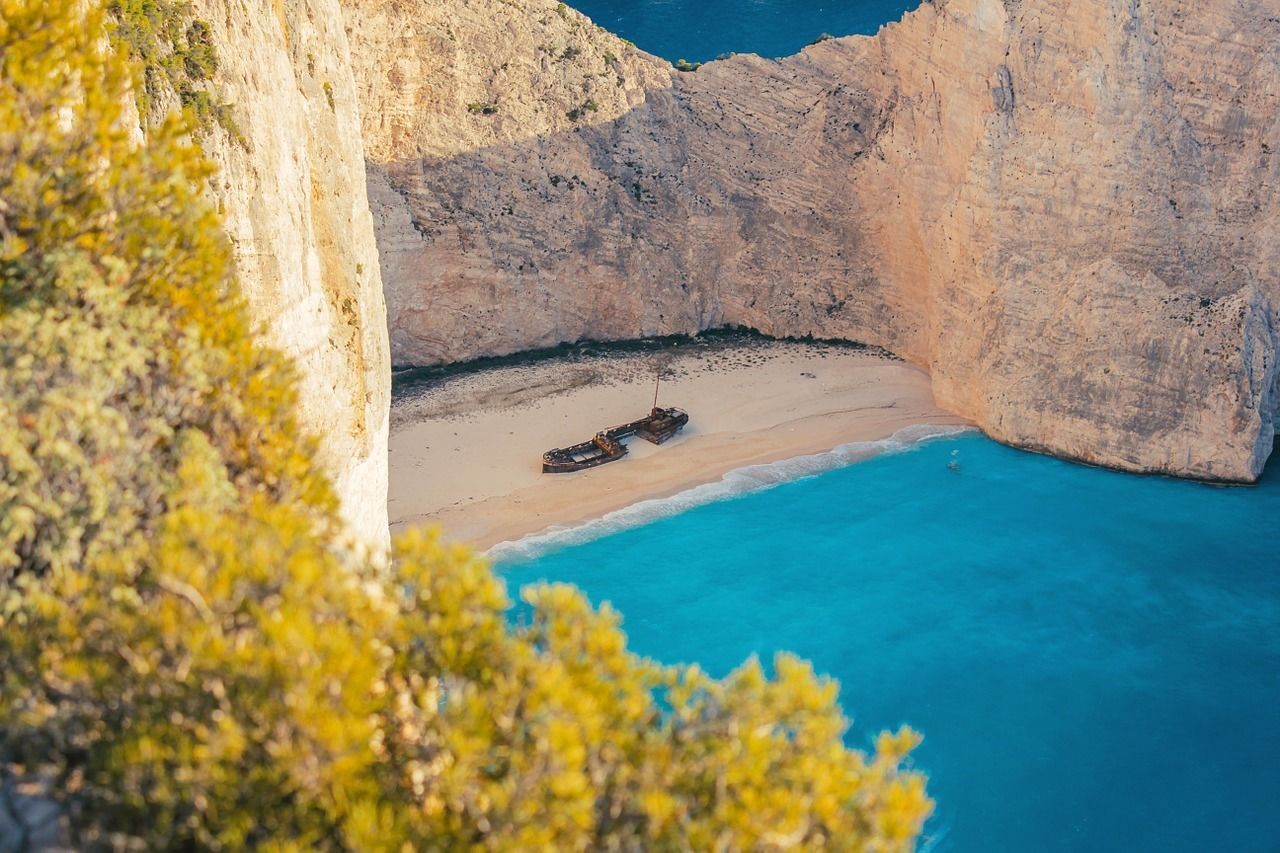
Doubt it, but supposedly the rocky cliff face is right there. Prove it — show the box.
[353,0,1279,481]
[345,0,671,364]
[186,0,391,546]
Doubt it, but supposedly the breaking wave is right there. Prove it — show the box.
[486,423,974,564]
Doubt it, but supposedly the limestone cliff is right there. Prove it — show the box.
[181,0,392,546]
[345,0,671,364]
[353,0,1279,482]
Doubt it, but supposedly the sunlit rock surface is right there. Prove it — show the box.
[191,0,391,546]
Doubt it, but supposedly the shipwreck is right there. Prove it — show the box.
[541,406,689,473]
[542,375,689,473]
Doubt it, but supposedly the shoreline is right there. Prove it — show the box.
[485,422,974,563]
[388,340,969,552]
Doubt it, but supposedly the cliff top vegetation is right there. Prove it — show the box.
[107,0,240,139]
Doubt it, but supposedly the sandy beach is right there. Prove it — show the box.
[388,338,968,551]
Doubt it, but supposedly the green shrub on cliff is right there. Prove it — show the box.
[107,0,239,138]
[0,1,933,849]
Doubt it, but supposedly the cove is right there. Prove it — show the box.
[565,0,920,63]
[497,434,1280,851]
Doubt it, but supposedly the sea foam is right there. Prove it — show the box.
[486,423,973,564]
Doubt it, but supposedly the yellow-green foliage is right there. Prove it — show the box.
[0,1,933,849]
[107,0,239,138]
[0,0,328,585]
[376,544,933,849]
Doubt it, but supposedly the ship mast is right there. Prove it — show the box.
[652,371,661,411]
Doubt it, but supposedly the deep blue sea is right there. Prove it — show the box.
[497,432,1280,852]
[567,0,918,62]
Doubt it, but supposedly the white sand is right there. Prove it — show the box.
[388,341,967,550]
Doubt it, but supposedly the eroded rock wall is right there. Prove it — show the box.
[353,0,1279,481]
[191,0,391,546]
[875,0,1280,480]
[345,0,673,363]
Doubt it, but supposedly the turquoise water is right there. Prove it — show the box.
[498,433,1280,851]
[566,0,918,62]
